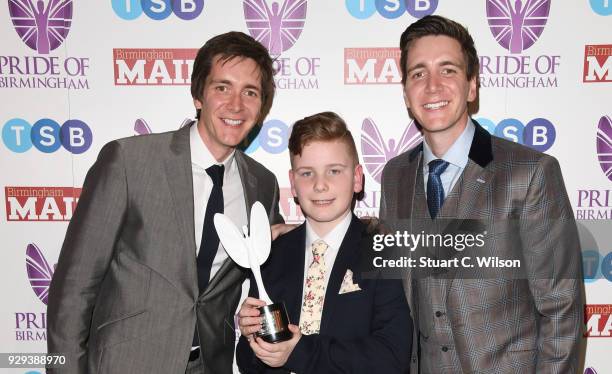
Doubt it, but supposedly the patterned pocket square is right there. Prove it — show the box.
[338,269,361,294]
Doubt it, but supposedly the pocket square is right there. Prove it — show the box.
[339,269,361,294]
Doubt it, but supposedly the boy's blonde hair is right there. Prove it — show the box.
[288,112,359,166]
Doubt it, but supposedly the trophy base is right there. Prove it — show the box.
[255,302,292,343]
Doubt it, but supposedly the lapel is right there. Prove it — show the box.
[319,215,364,333]
[398,145,423,220]
[163,124,198,299]
[282,224,307,324]
[235,151,258,224]
[456,120,494,219]
[445,121,494,292]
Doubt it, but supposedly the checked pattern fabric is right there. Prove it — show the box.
[299,239,328,335]
[427,159,449,219]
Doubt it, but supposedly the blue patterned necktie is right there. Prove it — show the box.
[427,159,449,219]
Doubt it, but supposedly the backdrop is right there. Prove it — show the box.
[1,0,610,373]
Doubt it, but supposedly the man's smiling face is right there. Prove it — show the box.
[194,55,262,161]
[403,35,477,140]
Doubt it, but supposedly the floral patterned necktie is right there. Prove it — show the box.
[299,239,328,335]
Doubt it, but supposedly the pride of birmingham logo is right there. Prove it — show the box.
[9,0,73,54]
[361,118,421,184]
[25,243,55,305]
[597,115,612,182]
[243,0,307,56]
[486,0,550,54]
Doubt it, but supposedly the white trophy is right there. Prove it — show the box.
[213,201,291,343]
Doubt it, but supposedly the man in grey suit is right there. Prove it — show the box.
[379,16,583,373]
[47,32,283,374]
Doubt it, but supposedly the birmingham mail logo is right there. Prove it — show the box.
[344,48,401,84]
[243,0,307,56]
[5,186,81,221]
[485,0,550,54]
[113,48,197,85]
[584,304,612,337]
[361,118,421,184]
[583,45,611,83]
[8,0,73,54]
[26,243,55,305]
[597,115,612,182]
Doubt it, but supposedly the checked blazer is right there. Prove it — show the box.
[379,120,584,373]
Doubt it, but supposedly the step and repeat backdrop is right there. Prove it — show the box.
[1,0,610,372]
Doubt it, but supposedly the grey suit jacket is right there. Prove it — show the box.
[47,124,283,374]
[380,121,583,373]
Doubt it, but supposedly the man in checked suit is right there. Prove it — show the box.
[47,32,283,374]
[379,16,583,373]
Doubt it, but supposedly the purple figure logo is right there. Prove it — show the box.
[584,368,598,374]
[25,243,55,305]
[486,0,550,54]
[361,118,421,184]
[134,118,194,135]
[9,0,73,54]
[243,0,307,56]
[596,115,612,182]
[134,118,152,135]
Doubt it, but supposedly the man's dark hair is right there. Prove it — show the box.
[190,31,275,126]
[399,15,479,85]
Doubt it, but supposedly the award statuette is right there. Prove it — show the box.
[213,202,291,343]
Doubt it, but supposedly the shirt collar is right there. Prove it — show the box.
[422,117,475,169]
[190,122,235,170]
[305,211,352,253]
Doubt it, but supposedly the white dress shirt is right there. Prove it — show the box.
[190,124,247,282]
[422,118,476,198]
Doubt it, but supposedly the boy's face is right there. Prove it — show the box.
[289,140,363,237]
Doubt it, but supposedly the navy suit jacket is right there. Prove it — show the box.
[236,215,413,374]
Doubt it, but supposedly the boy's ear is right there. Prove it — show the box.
[288,169,297,198]
[353,164,364,194]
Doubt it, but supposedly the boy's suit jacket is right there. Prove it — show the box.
[236,215,413,374]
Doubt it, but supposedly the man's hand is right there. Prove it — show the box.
[237,297,266,337]
[271,223,297,240]
[249,324,302,368]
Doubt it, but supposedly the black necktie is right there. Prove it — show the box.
[427,159,449,219]
[194,164,224,347]
[197,164,225,292]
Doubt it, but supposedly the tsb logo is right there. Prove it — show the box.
[590,0,611,15]
[112,0,204,20]
[345,0,437,19]
[2,118,92,154]
[582,250,612,283]
[474,117,555,152]
[245,119,290,154]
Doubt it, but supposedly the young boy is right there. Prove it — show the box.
[235,112,412,373]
